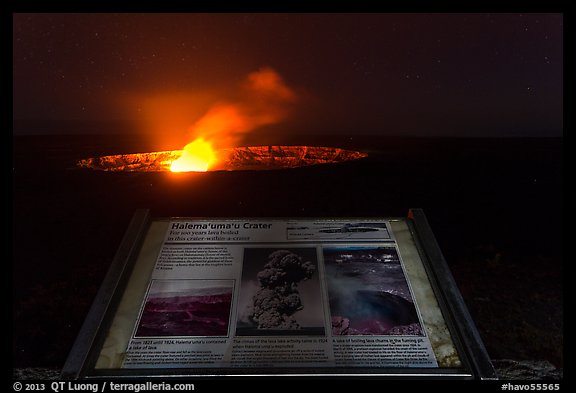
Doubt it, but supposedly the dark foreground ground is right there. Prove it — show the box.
[12,134,562,377]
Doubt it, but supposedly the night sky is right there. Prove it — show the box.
[13,13,563,140]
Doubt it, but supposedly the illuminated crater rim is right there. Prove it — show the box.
[77,145,368,172]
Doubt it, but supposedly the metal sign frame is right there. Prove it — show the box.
[61,208,496,380]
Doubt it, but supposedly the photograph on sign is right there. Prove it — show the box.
[135,279,234,337]
[236,247,325,336]
[324,246,423,336]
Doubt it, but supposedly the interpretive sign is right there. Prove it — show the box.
[63,210,496,379]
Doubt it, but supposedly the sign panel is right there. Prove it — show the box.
[120,219,436,369]
[64,210,495,379]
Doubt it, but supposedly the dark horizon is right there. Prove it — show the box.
[13,13,563,140]
[13,118,564,138]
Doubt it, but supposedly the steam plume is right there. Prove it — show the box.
[189,67,296,149]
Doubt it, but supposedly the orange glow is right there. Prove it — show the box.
[166,68,298,172]
[77,146,368,172]
[170,138,216,172]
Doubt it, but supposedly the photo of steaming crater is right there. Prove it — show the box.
[324,246,424,336]
[236,248,325,336]
[135,279,233,337]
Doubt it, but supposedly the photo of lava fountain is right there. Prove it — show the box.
[324,246,424,336]
[135,280,233,337]
[236,248,325,336]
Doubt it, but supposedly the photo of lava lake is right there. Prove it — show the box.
[135,280,233,337]
[236,248,325,336]
[324,247,423,336]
